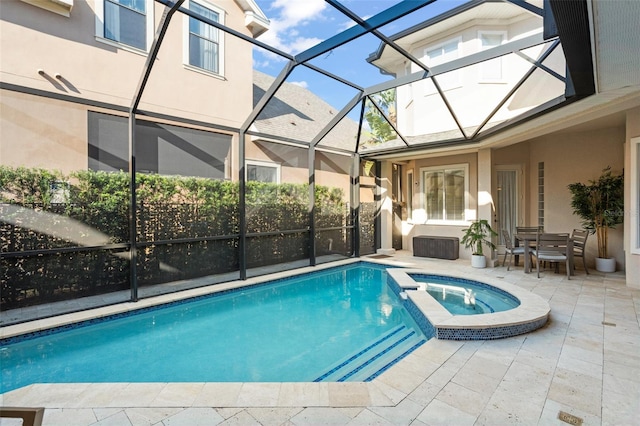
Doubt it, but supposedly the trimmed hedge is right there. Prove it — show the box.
[1,166,349,309]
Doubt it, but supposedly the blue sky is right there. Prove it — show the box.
[251,0,466,115]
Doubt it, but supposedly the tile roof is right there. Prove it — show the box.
[252,71,360,152]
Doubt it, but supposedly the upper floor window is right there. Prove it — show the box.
[96,0,153,52]
[479,31,506,82]
[186,0,224,75]
[424,37,460,94]
[105,0,145,49]
[420,164,468,223]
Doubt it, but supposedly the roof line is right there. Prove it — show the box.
[361,95,580,158]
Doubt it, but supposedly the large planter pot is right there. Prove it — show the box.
[471,254,486,268]
[595,257,616,273]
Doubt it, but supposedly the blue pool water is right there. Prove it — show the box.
[1,263,427,393]
[409,274,520,315]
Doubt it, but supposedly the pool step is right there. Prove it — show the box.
[313,325,426,383]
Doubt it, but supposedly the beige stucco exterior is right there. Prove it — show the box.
[0,0,264,178]
[527,127,625,268]
[385,118,631,278]
[1,89,89,174]
[0,1,256,127]
[0,89,241,177]
[398,153,479,250]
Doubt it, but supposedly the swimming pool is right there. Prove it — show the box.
[0,263,427,393]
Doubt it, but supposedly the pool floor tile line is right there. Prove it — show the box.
[1,251,639,425]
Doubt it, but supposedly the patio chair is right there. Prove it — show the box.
[515,226,544,234]
[571,229,589,274]
[533,233,571,280]
[516,226,544,267]
[501,229,526,271]
[515,226,543,246]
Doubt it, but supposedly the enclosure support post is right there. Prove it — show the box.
[239,130,247,280]
[477,148,497,266]
[352,153,360,258]
[374,161,382,253]
[127,0,185,301]
[128,114,138,301]
[377,161,395,255]
[309,145,316,266]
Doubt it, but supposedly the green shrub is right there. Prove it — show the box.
[1,166,349,310]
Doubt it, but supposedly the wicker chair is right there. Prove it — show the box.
[571,229,590,274]
[501,229,526,271]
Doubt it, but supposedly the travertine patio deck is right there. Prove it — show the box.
[1,251,638,425]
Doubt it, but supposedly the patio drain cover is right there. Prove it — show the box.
[558,411,583,425]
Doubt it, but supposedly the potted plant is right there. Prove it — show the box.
[461,219,498,268]
[567,166,624,272]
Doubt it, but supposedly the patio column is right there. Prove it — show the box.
[477,148,497,266]
[378,160,395,255]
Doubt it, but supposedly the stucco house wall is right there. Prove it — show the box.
[138,1,255,127]
[0,90,240,177]
[0,89,90,174]
[527,127,626,271]
[402,153,478,259]
[0,0,260,179]
[0,1,254,126]
[244,142,352,201]
[398,124,628,271]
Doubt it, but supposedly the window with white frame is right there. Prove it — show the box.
[185,0,224,75]
[246,160,280,183]
[479,31,506,82]
[420,164,468,222]
[96,0,153,51]
[424,37,460,94]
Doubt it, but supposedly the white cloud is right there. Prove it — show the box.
[253,58,271,69]
[272,0,326,25]
[289,80,309,89]
[289,36,324,53]
[257,0,328,55]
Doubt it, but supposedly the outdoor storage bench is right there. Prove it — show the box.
[413,236,459,260]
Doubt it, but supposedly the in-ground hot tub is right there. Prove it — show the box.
[387,269,550,340]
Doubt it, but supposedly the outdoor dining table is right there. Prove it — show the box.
[514,233,575,275]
